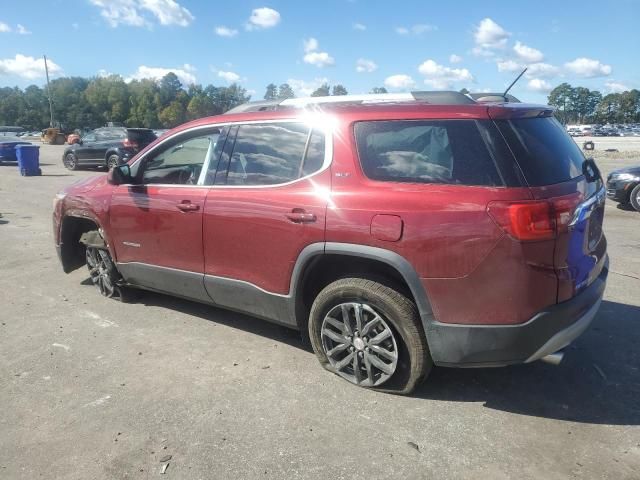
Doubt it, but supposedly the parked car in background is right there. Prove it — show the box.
[0,136,32,163]
[607,166,640,211]
[62,127,156,170]
[53,92,608,394]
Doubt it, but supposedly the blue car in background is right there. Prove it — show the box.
[0,136,33,164]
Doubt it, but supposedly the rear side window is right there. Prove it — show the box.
[496,117,584,186]
[354,120,503,186]
[127,129,157,145]
[225,122,324,186]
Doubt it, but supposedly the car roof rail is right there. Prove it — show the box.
[224,90,519,114]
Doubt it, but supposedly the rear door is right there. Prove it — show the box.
[109,128,221,302]
[202,120,330,306]
[494,114,607,301]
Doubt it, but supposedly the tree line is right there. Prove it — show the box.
[0,72,251,131]
[547,83,640,124]
[1,72,637,131]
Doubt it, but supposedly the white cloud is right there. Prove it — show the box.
[16,24,31,34]
[287,77,329,96]
[302,38,334,67]
[127,64,196,85]
[246,7,280,30]
[474,18,510,49]
[396,24,437,35]
[0,54,62,79]
[0,22,10,32]
[217,70,241,83]
[215,26,238,37]
[513,41,544,63]
[356,58,377,73]
[418,59,473,89]
[97,69,113,77]
[605,81,629,93]
[449,54,462,64]
[353,23,366,31]
[303,37,319,53]
[564,57,612,78]
[384,74,415,90]
[497,59,522,72]
[304,51,335,68]
[89,0,194,28]
[527,78,552,93]
[526,62,560,79]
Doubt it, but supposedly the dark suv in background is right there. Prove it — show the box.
[53,92,608,394]
[62,127,156,170]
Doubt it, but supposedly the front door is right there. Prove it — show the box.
[109,128,221,302]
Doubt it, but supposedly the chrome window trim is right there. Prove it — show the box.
[122,118,333,190]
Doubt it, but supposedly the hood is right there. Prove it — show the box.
[610,165,640,177]
[62,174,109,194]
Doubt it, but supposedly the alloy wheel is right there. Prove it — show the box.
[321,302,399,387]
[86,247,116,297]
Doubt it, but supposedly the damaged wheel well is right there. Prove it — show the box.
[60,216,100,273]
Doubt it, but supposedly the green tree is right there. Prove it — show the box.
[159,72,182,104]
[311,83,331,97]
[277,83,295,99]
[332,84,348,96]
[186,91,214,120]
[264,83,278,100]
[158,100,186,127]
[370,87,388,94]
[548,83,574,124]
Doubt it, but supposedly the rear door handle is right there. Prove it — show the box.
[285,209,317,223]
[176,201,200,212]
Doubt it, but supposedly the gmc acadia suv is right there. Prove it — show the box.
[53,92,608,394]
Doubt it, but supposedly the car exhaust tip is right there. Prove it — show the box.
[540,351,564,366]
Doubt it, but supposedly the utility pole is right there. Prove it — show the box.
[43,55,54,128]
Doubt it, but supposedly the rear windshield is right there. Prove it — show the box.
[354,120,504,186]
[495,117,584,186]
[127,129,157,145]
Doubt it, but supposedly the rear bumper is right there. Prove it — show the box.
[426,259,608,367]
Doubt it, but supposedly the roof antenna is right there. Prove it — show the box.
[503,67,527,100]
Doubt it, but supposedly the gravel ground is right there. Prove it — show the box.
[0,144,639,479]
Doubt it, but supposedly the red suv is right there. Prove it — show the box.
[53,92,608,394]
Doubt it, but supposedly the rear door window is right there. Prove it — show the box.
[223,122,324,186]
[354,120,503,186]
[495,117,584,186]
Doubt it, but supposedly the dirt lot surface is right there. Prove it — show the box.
[1,144,639,479]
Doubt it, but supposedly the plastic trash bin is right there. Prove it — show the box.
[15,144,41,176]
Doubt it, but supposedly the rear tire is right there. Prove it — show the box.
[63,153,78,171]
[630,184,640,212]
[308,278,432,394]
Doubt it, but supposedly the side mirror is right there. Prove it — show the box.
[108,164,132,185]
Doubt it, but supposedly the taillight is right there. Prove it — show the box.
[487,193,583,241]
[123,138,138,149]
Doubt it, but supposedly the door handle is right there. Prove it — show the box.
[285,209,316,223]
[176,201,200,212]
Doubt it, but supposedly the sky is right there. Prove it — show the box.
[0,0,638,103]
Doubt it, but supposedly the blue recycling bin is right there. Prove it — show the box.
[15,144,41,176]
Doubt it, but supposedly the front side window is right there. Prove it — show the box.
[141,130,219,185]
[224,122,323,186]
[354,120,503,186]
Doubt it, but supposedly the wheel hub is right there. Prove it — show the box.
[320,302,399,387]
